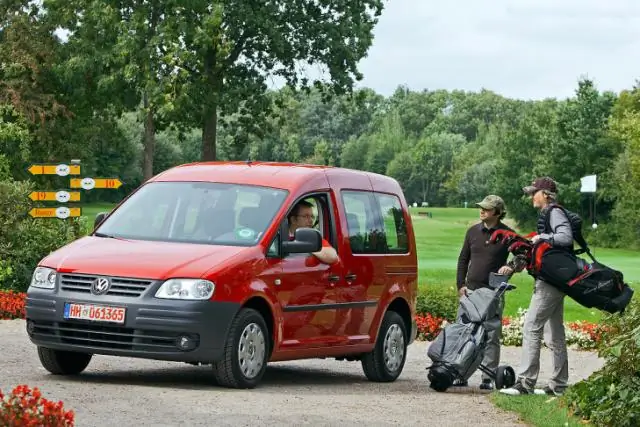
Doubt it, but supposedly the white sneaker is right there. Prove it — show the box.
[499,382,532,395]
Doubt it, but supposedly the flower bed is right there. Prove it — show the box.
[0,290,26,320]
[0,290,603,350]
[0,385,75,426]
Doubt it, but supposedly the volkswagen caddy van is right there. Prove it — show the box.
[25,161,418,388]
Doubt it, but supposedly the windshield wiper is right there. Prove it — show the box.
[94,232,116,238]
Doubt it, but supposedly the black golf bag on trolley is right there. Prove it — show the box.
[426,273,517,392]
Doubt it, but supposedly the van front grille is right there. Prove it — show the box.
[60,274,153,298]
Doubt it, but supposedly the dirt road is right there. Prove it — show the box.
[0,320,603,426]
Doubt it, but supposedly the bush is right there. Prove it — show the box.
[0,178,87,291]
[0,384,75,426]
[501,308,605,350]
[416,286,458,321]
[564,298,640,426]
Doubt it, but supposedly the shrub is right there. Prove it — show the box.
[564,299,640,427]
[0,384,75,426]
[0,178,87,291]
[416,285,458,321]
[500,308,604,350]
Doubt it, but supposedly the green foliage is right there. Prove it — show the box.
[416,286,458,321]
[564,298,640,427]
[0,178,87,291]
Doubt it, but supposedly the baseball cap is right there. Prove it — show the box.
[476,195,506,213]
[522,177,557,195]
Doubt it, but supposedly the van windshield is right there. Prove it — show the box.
[95,182,288,246]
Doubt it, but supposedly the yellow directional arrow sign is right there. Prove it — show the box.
[28,164,81,176]
[29,191,81,202]
[29,207,82,219]
[70,178,123,190]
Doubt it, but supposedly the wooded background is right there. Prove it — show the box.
[2,0,640,250]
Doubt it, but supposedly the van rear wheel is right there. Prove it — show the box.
[37,347,92,375]
[361,311,407,382]
[212,308,269,389]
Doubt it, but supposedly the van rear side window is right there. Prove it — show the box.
[375,193,409,253]
[341,190,409,254]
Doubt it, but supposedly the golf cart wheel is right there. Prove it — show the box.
[429,380,449,393]
[495,365,516,389]
[38,347,92,375]
[361,310,408,382]
[212,308,269,389]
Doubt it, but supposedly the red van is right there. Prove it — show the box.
[25,162,418,388]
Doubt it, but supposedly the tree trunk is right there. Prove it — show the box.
[142,92,156,181]
[201,106,217,161]
[201,46,221,161]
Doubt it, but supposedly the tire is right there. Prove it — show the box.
[37,347,92,375]
[361,310,408,382]
[212,308,269,389]
[495,365,516,389]
[427,365,454,392]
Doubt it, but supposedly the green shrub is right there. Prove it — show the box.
[417,285,458,321]
[0,178,87,291]
[564,298,640,426]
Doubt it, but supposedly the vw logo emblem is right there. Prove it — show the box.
[91,277,111,295]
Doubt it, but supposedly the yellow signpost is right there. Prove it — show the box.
[29,207,82,219]
[29,191,81,202]
[69,178,123,190]
[28,164,81,176]
[27,160,121,220]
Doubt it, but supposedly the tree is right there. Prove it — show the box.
[169,0,385,161]
[0,1,67,124]
[45,0,181,180]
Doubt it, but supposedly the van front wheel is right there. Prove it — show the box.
[361,310,407,382]
[37,347,92,375]
[212,308,269,389]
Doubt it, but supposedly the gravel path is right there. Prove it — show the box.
[0,319,603,426]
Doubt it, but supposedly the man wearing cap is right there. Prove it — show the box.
[455,194,521,389]
[500,176,572,397]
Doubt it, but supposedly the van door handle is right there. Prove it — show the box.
[345,273,357,281]
[328,275,340,283]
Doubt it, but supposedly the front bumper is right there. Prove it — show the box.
[25,277,240,363]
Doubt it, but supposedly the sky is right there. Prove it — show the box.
[353,0,640,100]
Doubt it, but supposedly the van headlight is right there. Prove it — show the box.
[155,279,215,300]
[30,267,57,290]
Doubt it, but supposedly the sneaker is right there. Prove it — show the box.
[534,386,564,396]
[499,382,531,396]
[452,379,468,387]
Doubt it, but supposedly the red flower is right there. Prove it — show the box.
[0,384,74,426]
[0,290,26,320]
[415,313,445,341]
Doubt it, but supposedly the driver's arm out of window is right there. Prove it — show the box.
[307,238,339,266]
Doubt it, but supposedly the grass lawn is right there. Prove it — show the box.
[413,207,640,322]
[81,203,639,322]
[491,394,588,426]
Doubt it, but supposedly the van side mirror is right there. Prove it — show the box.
[94,212,109,229]
[282,228,322,254]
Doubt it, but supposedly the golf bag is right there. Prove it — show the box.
[426,275,516,392]
[490,229,634,314]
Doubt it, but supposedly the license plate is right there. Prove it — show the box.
[64,303,126,324]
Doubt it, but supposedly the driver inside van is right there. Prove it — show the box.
[288,200,339,265]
